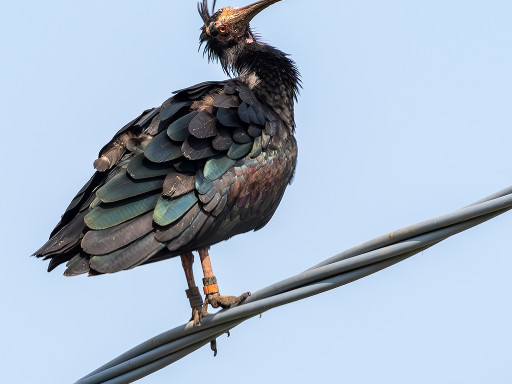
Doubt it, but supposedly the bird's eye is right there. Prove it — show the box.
[218,25,229,34]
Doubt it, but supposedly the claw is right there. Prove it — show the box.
[191,305,202,325]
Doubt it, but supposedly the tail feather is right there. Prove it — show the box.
[64,254,90,276]
[34,211,87,257]
[47,249,80,272]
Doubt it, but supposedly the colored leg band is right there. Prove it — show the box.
[203,284,219,295]
[185,287,203,308]
[202,276,219,295]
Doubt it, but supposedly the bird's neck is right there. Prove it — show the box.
[232,42,300,129]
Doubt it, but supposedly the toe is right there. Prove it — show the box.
[192,307,201,325]
[208,292,250,309]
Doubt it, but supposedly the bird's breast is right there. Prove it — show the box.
[226,137,297,225]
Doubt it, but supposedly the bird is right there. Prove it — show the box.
[34,0,300,324]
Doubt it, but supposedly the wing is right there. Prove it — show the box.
[35,79,296,276]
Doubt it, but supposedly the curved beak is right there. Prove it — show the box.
[227,0,282,27]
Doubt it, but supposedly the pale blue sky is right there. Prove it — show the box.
[1,1,512,383]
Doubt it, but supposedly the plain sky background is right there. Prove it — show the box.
[1,0,512,383]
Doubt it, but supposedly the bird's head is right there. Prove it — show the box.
[198,0,281,74]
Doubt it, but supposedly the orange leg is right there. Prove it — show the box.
[198,248,214,278]
[198,247,250,311]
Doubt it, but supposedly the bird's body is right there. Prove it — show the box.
[35,0,298,320]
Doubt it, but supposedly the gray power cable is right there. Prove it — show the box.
[76,185,512,384]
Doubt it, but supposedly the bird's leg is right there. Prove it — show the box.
[198,247,250,312]
[180,252,204,325]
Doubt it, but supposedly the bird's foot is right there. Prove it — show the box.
[186,286,209,325]
[202,276,250,311]
[190,305,212,325]
[203,291,251,310]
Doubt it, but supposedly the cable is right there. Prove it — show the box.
[76,186,512,384]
